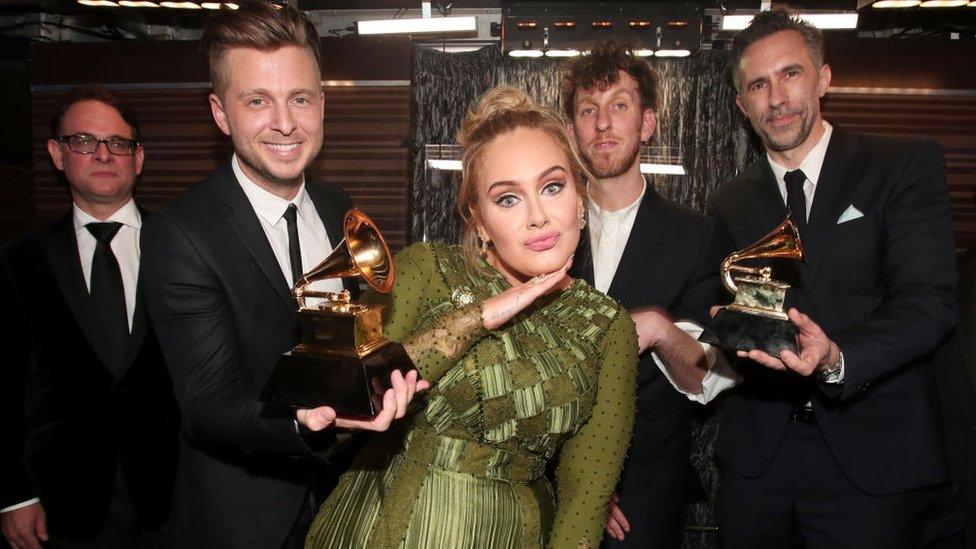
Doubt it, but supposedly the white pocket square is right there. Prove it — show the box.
[836,205,864,224]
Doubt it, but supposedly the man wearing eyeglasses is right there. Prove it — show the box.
[0,85,179,549]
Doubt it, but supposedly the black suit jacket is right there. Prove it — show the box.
[0,212,179,541]
[571,184,728,509]
[141,164,353,548]
[929,249,976,543]
[707,127,956,495]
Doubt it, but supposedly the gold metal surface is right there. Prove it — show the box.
[293,208,394,310]
[720,217,804,294]
[289,208,395,355]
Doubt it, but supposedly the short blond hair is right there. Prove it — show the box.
[457,85,592,269]
[201,0,321,96]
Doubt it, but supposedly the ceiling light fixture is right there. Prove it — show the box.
[722,13,858,30]
[159,1,201,7]
[507,49,545,58]
[871,0,921,7]
[654,49,692,57]
[118,0,158,5]
[544,49,581,57]
[640,163,686,175]
[357,16,477,35]
[919,0,968,6]
[77,0,120,5]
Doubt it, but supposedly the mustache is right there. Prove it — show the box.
[763,106,804,124]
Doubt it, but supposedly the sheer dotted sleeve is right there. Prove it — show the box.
[367,243,487,383]
[548,310,638,549]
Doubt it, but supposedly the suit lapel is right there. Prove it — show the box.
[40,213,117,371]
[215,165,295,313]
[607,185,667,299]
[746,161,789,237]
[801,128,863,285]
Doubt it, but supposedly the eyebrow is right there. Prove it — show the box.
[237,87,318,99]
[745,63,805,90]
[486,165,566,193]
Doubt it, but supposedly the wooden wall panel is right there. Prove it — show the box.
[822,92,976,253]
[30,85,410,250]
[0,162,33,241]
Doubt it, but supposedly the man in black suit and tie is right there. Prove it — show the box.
[140,3,425,548]
[0,86,179,548]
[707,8,957,547]
[562,41,736,548]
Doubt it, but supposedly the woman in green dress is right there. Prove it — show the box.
[304,86,638,549]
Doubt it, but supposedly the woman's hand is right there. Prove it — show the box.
[296,369,429,432]
[481,255,573,330]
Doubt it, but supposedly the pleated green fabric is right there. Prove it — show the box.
[305,242,637,549]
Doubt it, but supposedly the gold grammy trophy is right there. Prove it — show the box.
[260,209,413,417]
[699,217,805,356]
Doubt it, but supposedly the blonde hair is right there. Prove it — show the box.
[457,85,592,269]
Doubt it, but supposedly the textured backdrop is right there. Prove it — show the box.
[410,44,762,548]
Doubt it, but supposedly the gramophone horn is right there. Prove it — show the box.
[294,209,395,294]
[720,217,804,293]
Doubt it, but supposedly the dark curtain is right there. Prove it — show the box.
[409,44,762,548]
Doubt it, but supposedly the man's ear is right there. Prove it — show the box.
[134,144,145,176]
[640,108,656,142]
[209,92,231,136]
[47,138,64,171]
[735,94,747,117]
[817,64,832,98]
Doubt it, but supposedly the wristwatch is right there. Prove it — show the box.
[815,355,843,383]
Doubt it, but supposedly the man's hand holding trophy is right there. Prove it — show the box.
[700,217,843,381]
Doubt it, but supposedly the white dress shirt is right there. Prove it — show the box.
[1,200,143,514]
[588,180,738,404]
[766,121,845,384]
[232,155,343,296]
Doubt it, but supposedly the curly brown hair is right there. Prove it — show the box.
[559,39,660,121]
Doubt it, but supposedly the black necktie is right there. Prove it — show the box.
[85,222,129,374]
[283,204,303,286]
[784,169,808,237]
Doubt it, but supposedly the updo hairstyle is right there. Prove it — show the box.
[456,85,593,269]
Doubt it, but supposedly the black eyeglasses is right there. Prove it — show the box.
[57,134,138,156]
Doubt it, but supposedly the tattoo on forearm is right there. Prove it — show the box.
[489,294,520,321]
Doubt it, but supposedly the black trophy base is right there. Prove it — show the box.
[260,342,414,418]
[699,308,798,356]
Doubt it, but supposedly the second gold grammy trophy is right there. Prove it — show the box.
[260,209,413,417]
[699,217,804,356]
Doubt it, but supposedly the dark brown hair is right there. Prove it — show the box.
[457,86,592,270]
[50,84,140,141]
[201,0,321,95]
[729,5,824,92]
[559,39,660,120]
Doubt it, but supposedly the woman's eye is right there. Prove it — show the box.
[495,194,519,208]
[542,181,565,196]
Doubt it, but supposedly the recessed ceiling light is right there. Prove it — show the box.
[872,0,921,6]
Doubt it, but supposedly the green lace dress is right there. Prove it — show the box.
[305,242,637,549]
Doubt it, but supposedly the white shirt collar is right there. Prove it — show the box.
[232,154,310,227]
[588,177,647,221]
[767,120,833,188]
[73,197,141,233]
